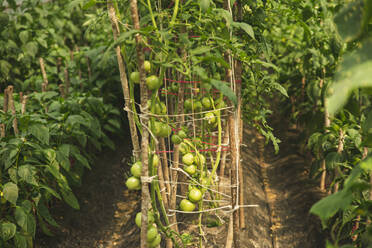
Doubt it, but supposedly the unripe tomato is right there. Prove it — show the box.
[184,99,193,111]
[205,112,216,124]
[178,130,187,139]
[144,60,151,72]
[148,234,161,248]
[188,188,203,203]
[184,165,196,175]
[159,123,171,138]
[171,134,182,144]
[202,97,212,109]
[180,199,196,212]
[193,101,203,111]
[147,224,158,242]
[130,71,140,84]
[195,154,206,166]
[200,177,208,187]
[182,153,194,165]
[131,161,142,178]
[171,83,179,93]
[179,142,189,154]
[216,99,226,109]
[135,212,155,228]
[146,75,160,91]
[126,176,141,190]
[151,121,163,137]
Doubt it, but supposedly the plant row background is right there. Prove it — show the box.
[1,0,372,248]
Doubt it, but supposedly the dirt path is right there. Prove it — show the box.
[35,118,325,248]
[239,119,325,247]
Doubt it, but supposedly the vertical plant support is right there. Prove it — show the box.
[7,86,19,136]
[39,57,48,92]
[1,88,9,138]
[107,1,141,160]
[333,129,344,193]
[129,0,151,247]
[320,78,330,192]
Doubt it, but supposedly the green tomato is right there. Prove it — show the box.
[179,142,189,154]
[180,199,196,212]
[130,71,140,84]
[152,154,159,167]
[184,99,192,111]
[201,97,212,109]
[131,161,142,178]
[178,130,187,139]
[171,134,182,144]
[135,212,155,228]
[205,112,216,124]
[184,165,197,175]
[188,188,203,203]
[144,60,151,72]
[193,101,203,112]
[126,176,141,190]
[171,83,179,93]
[147,225,158,242]
[194,154,206,166]
[148,234,161,248]
[146,75,160,91]
[159,123,172,138]
[182,153,194,165]
[151,121,163,137]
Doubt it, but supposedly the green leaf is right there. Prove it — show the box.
[334,0,372,42]
[37,203,59,227]
[40,185,61,200]
[18,165,37,185]
[190,46,211,56]
[21,200,32,214]
[199,0,210,12]
[60,188,80,210]
[73,153,91,170]
[24,42,38,58]
[29,123,49,145]
[210,79,237,106]
[325,152,343,170]
[0,60,12,77]
[327,39,372,114]
[0,222,16,241]
[5,148,18,170]
[66,114,86,127]
[232,22,255,39]
[3,182,18,205]
[83,0,96,9]
[15,207,27,230]
[310,190,353,225]
[19,30,29,44]
[251,59,279,72]
[271,82,288,98]
[14,233,28,248]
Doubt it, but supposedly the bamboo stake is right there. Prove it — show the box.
[320,78,330,192]
[129,0,151,247]
[7,86,19,136]
[39,57,48,92]
[219,121,229,179]
[333,129,344,193]
[64,67,70,97]
[108,1,141,160]
[228,114,239,247]
[59,84,66,98]
[156,144,169,209]
[160,138,171,202]
[1,88,9,138]
[21,95,28,115]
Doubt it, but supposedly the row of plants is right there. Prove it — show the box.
[258,0,372,247]
[103,0,291,247]
[0,0,125,247]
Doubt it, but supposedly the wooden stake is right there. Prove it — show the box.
[1,88,9,138]
[156,144,169,209]
[333,129,344,193]
[320,79,330,192]
[160,138,171,203]
[108,1,141,160]
[229,114,240,247]
[21,95,28,115]
[39,57,48,92]
[129,0,151,247]
[7,86,19,136]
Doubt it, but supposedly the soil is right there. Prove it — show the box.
[35,116,325,248]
